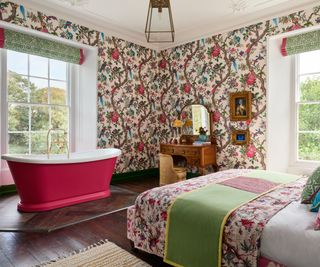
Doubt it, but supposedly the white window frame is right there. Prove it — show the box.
[293,53,320,164]
[0,49,75,155]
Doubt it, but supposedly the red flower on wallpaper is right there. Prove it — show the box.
[212,111,221,122]
[290,24,302,31]
[183,83,191,93]
[159,114,166,124]
[138,142,144,152]
[246,144,256,158]
[159,59,167,69]
[110,112,119,123]
[138,84,144,95]
[211,44,221,57]
[246,119,251,125]
[246,71,256,85]
[181,111,187,119]
[112,48,120,60]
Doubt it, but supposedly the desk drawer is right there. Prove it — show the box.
[161,146,199,157]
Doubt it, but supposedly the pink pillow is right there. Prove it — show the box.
[315,210,320,230]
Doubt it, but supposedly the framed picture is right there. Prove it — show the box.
[232,129,250,145]
[230,91,252,121]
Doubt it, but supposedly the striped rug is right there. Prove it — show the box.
[35,240,151,267]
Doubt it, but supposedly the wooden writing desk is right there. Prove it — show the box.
[160,143,218,175]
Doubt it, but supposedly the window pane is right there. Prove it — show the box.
[8,104,29,131]
[299,50,320,74]
[31,106,49,131]
[50,59,67,80]
[7,50,28,75]
[298,133,320,161]
[31,132,47,154]
[7,72,29,103]
[30,77,48,104]
[30,55,48,78]
[52,107,68,129]
[8,133,29,154]
[299,75,320,101]
[298,103,320,131]
[50,81,67,105]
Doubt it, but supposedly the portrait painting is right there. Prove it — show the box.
[230,91,252,121]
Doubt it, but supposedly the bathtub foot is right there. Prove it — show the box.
[17,190,111,212]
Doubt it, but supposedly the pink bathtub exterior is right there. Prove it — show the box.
[2,149,120,212]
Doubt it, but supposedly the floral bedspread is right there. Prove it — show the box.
[127,169,306,266]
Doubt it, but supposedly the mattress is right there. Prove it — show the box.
[261,201,320,267]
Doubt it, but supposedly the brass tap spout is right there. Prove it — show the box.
[46,128,70,159]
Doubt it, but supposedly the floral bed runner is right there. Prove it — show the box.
[127,169,305,267]
[164,171,298,267]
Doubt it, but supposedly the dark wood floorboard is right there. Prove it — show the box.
[0,177,170,267]
[0,185,138,232]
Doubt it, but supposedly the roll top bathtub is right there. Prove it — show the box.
[2,148,121,212]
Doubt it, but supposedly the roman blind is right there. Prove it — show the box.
[0,28,84,64]
[281,30,320,56]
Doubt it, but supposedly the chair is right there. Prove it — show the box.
[159,153,187,186]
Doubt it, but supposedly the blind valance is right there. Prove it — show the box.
[0,28,84,64]
[281,30,320,56]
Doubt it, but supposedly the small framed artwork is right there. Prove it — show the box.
[230,91,252,121]
[232,129,250,145]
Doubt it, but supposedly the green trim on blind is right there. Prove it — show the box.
[283,30,320,56]
[4,29,82,64]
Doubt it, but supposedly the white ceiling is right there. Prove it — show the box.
[12,0,320,50]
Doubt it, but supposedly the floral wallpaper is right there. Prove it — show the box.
[158,6,320,170]
[0,1,160,173]
[1,1,320,173]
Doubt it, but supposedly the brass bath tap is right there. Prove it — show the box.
[46,128,70,159]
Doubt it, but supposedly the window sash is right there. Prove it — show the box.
[3,50,72,155]
[295,54,320,162]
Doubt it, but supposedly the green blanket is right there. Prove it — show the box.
[164,170,299,267]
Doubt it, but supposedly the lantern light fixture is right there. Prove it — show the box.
[145,0,175,43]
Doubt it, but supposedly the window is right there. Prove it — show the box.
[295,50,320,161]
[5,50,71,154]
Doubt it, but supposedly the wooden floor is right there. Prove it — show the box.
[0,177,170,267]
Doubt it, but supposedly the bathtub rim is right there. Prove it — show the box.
[1,148,121,164]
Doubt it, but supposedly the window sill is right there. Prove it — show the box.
[287,161,320,175]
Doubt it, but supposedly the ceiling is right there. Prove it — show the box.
[12,0,320,50]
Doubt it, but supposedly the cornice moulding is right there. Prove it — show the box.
[6,1,320,52]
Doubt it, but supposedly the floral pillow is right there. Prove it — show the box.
[315,210,320,231]
[301,166,320,204]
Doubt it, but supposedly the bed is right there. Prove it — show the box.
[127,169,320,267]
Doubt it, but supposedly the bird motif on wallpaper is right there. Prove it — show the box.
[272,18,278,26]
[100,32,104,42]
[100,61,107,72]
[173,69,179,81]
[127,127,132,139]
[151,99,156,111]
[231,57,238,71]
[128,67,133,80]
[199,95,205,106]
[98,94,104,106]
[19,5,26,20]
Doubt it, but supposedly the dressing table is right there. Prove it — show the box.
[160,143,217,175]
[160,104,218,175]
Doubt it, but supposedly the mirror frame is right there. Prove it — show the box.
[177,103,214,143]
